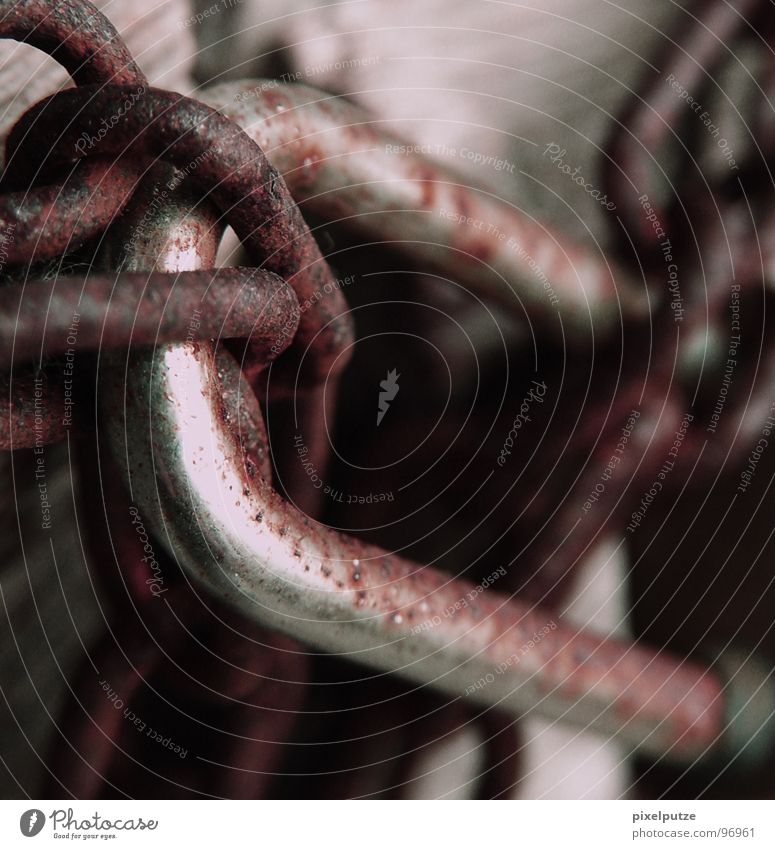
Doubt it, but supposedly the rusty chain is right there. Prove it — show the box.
[2,0,775,798]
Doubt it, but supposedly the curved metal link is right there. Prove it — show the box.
[1,0,775,796]
[105,303,775,767]
[202,79,649,336]
[8,84,354,386]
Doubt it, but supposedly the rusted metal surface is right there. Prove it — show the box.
[12,79,355,513]
[8,84,354,385]
[0,158,141,263]
[217,347,274,482]
[0,367,72,449]
[0,267,299,368]
[201,80,648,335]
[35,155,312,799]
[0,0,149,260]
[509,4,775,605]
[0,0,145,88]
[104,332,775,765]
[0,0,774,798]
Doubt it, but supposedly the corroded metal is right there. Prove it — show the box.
[0,267,299,368]
[0,0,148,260]
[0,158,140,263]
[0,367,71,449]
[0,0,145,87]
[105,328,775,765]
[38,149,311,799]
[201,80,648,335]
[1,0,774,797]
[8,84,354,385]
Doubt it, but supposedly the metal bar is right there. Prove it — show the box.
[0,267,298,368]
